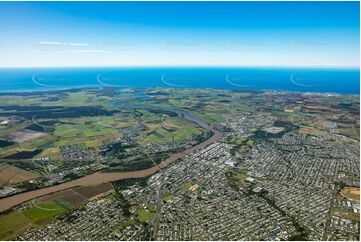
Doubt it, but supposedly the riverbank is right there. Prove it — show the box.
[0,129,222,213]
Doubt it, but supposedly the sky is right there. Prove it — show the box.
[0,1,359,68]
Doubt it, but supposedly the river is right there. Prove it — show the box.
[0,105,223,213]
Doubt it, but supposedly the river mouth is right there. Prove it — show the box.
[0,105,223,213]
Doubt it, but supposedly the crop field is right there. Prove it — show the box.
[0,183,114,240]
[141,115,202,144]
[0,164,39,187]
[0,211,32,240]
[72,183,114,199]
[0,200,71,240]
[0,89,206,163]
[2,130,46,143]
[0,88,357,164]
[38,183,114,206]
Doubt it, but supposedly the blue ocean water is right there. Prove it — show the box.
[0,67,359,94]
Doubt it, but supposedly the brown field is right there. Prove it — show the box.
[73,183,114,199]
[38,183,114,207]
[340,187,360,203]
[298,127,310,135]
[0,183,114,240]
[2,129,46,143]
[38,189,87,207]
[331,208,360,222]
[0,164,39,187]
[303,105,333,112]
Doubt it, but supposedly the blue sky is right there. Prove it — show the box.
[0,1,359,68]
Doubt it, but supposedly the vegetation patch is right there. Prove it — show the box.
[118,219,136,229]
[182,183,193,190]
[225,169,253,190]
[0,211,32,240]
[0,140,15,148]
[134,209,156,222]
[22,200,71,223]
[162,193,174,203]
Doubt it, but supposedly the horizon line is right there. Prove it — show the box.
[0,65,359,70]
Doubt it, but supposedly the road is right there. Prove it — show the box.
[0,106,223,213]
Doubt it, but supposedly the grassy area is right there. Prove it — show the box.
[22,200,72,223]
[134,209,156,222]
[230,137,254,157]
[182,183,193,190]
[203,112,226,123]
[141,115,202,144]
[147,204,157,212]
[0,211,33,240]
[118,219,136,229]
[226,170,253,189]
[162,193,174,203]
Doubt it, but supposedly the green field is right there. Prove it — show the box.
[162,193,174,203]
[134,208,156,222]
[22,200,72,223]
[118,219,136,229]
[0,211,33,240]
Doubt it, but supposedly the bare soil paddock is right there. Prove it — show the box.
[0,164,39,187]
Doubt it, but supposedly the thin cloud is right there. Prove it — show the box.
[37,41,89,46]
[61,49,108,53]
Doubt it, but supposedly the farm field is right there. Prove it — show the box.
[0,89,204,163]
[141,115,202,144]
[0,164,39,187]
[0,211,33,240]
[0,183,114,240]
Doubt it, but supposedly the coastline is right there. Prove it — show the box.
[0,67,359,95]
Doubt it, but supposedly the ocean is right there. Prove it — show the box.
[0,67,359,94]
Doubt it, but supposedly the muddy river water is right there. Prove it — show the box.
[0,105,223,213]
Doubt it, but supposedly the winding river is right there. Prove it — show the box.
[0,104,223,213]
